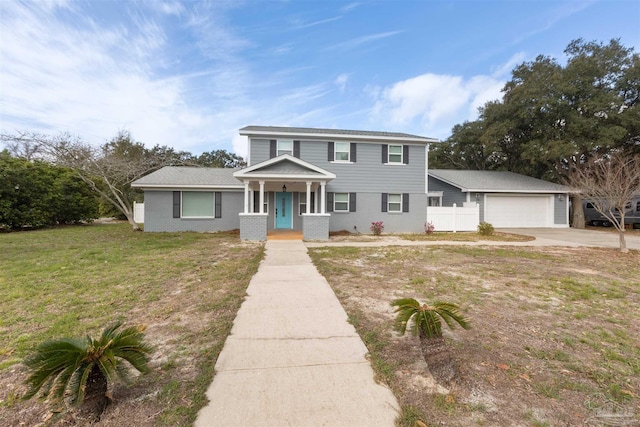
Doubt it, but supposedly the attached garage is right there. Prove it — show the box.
[428,170,570,229]
[485,194,553,228]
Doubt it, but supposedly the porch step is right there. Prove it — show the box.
[267,230,303,240]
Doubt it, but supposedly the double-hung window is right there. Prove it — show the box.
[334,193,349,212]
[388,193,402,212]
[299,192,315,215]
[334,142,350,162]
[182,192,214,218]
[277,140,293,156]
[388,145,403,164]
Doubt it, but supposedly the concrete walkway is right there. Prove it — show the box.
[195,240,399,427]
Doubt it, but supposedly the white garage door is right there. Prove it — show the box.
[485,195,552,228]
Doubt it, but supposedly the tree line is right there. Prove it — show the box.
[430,39,639,180]
[0,131,246,230]
[429,38,639,250]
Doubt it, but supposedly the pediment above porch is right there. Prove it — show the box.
[233,154,336,181]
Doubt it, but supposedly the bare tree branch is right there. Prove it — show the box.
[566,151,640,252]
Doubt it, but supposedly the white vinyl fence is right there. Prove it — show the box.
[133,201,144,224]
[426,203,479,232]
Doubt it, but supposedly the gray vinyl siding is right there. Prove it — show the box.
[428,177,467,207]
[251,138,426,193]
[249,139,271,166]
[328,193,426,233]
[554,195,567,225]
[143,190,242,232]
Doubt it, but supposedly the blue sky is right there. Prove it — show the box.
[1,0,638,159]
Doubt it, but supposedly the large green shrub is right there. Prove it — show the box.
[0,151,98,229]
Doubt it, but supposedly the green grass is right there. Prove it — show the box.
[0,223,264,426]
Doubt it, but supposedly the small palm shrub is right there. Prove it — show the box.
[391,298,470,384]
[478,221,494,236]
[370,221,384,236]
[23,322,153,415]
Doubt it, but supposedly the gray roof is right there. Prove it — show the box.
[239,125,438,143]
[132,166,242,188]
[429,169,570,193]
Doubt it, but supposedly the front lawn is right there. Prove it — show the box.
[0,224,263,426]
[309,245,640,426]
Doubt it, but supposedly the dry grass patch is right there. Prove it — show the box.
[309,245,640,426]
[0,224,263,426]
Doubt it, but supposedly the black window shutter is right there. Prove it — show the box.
[327,192,334,212]
[173,191,181,218]
[311,192,315,213]
[253,191,259,213]
[293,140,300,158]
[269,140,276,158]
[349,193,356,212]
[328,141,334,161]
[402,193,409,212]
[215,192,222,218]
[403,145,409,164]
[381,193,388,212]
[350,143,357,163]
[382,144,388,163]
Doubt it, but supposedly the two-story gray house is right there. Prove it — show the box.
[132,125,438,239]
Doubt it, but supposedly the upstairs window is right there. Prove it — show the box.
[335,142,350,161]
[277,140,293,156]
[388,145,403,163]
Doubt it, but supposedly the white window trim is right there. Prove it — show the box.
[334,142,350,162]
[334,192,349,212]
[277,139,294,156]
[181,191,215,218]
[428,191,443,207]
[387,193,402,213]
[387,144,403,164]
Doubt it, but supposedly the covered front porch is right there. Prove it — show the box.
[233,155,336,241]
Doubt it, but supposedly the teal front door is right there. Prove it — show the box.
[275,192,292,229]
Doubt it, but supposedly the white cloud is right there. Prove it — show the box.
[232,134,249,160]
[370,69,506,139]
[0,1,253,155]
[324,31,403,51]
[335,73,350,93]
[491,52,527,78]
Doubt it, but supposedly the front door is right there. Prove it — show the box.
[275,192,292,229]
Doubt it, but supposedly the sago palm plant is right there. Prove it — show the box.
[23,322,153,415]
[391,298,470,383]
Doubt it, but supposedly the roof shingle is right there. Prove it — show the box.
[429,169,570,193]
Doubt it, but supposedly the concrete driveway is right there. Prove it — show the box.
[500,228,640,250]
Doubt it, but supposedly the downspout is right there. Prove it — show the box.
[425,143,430,224]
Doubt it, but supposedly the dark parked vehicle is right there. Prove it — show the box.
[583,197,640,228]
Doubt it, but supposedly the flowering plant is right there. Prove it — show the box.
[424,221,435,234]
[370,221,384,236]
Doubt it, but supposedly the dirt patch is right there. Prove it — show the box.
[309,245,640,426]
[0,229,263,427]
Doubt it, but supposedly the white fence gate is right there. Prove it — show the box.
[134,201,144,224]
[426,203,479,232]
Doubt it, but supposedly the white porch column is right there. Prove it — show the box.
[243,182,249,214]
[320,181,326,214]
[249,190,254,213]
[306,181,312,214]
[259,181,265,214]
